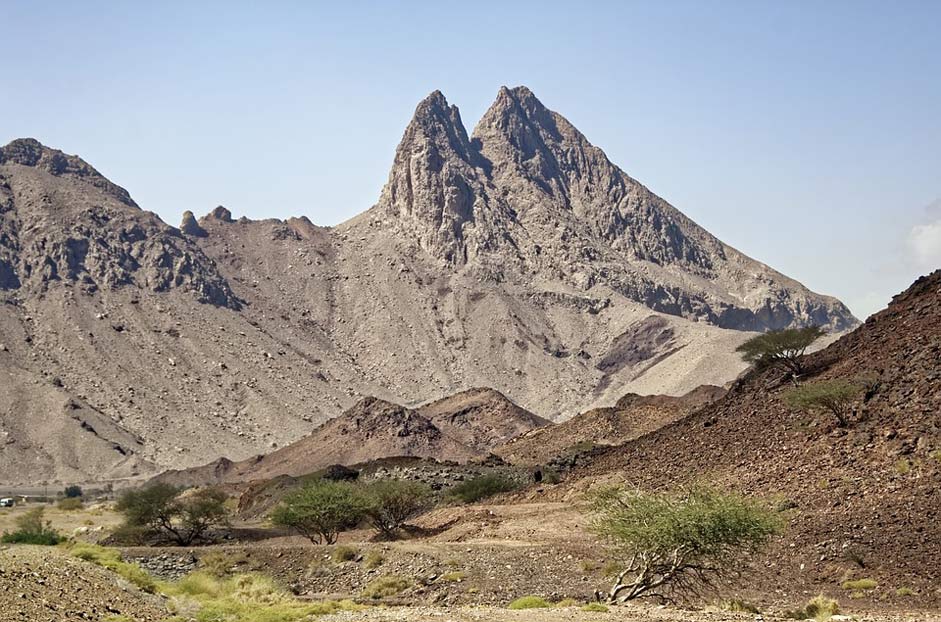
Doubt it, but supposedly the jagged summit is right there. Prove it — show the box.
[1,138,138,207]
[365,87,857,331]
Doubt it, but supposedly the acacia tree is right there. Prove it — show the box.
[589,487,779,603]
[270,480,368,544]
[363,479,433,540]
[116,484,229,546]
[783,379,863,427]
[736,326,825,379]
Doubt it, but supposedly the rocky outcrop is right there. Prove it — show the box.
[180,210,207,237]
[0,140,239,308]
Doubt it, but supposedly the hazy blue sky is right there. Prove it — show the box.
[2,1,939,319]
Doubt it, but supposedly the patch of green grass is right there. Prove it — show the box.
[895,587,915,597]
[507,596,551,610]
[199,551,249,577]
[841,578,877,590]
[894,459,911,475]
[438,571,466,583]
[65,543,157,593]
[331,545,358,563]
[361,575,412,600]
[163,571,362,621]
[363,550,384,569]
[555,598,579,607]
[581,602,609,612]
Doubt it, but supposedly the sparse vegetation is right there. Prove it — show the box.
[162,571,362,620]
[589,486,780,602]
[736,326,825,378]
[894,459,912,475]
[450,474,520,503]
[582,602,609,612]
[362,478,433,539]
[361,574,412,599]
[722,598,760,613]
[438,571,466,582]
[116,483,229,546]
[783,379,863,427]
[270,479,368,545]
[66,542,157,593]
[199,551,249,577]
[332,545,358,562]
[786,595,841,621]
[507,595,552,609]
[363,550,384,569]
[555,598,579,607]
[1,507,62,545]
[896,587,915,597]
[841,578,877,590]
[57,497,84,511]
[63,485,83,499]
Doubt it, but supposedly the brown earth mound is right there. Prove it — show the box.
[563,270,941,601]
[497,385,725,465]
[153,388,545,486]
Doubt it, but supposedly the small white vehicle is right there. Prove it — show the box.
[0,498,14,508]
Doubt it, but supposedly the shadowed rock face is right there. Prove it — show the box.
[370,87,857,332]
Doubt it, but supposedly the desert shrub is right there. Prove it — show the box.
[736,326,824,377]
[450,474,519,503]
[783,379,863,427]
[723,598,760,613]
[331,545,358,562]
[57,497,84,511]
[588,486,780,602]
[270,480,368,545]
[582,602,609,612]
[199,551,249,577]
[555,598,579,607]
[116,484,229,546]
[841,578,877,590]
[896,587,915,597]
[361,574,412,599]
[930,449,941,463]
[507,595,551,609]
[0,507,62,545]
[362,479,433,539]
[786,594,840,621]
[67,543,157,593]
[363,550,384,569]
[63,485,83,498]
[894,459,912,475]
[438,571,466,582]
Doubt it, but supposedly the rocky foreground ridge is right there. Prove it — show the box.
[0,86,856,484]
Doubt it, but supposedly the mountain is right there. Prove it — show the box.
[0,87,856,485]
[564,270,941,596]
[152,389,547,486]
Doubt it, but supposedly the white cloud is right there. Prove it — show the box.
[907,219,941,269]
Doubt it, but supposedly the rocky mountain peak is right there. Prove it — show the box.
[376,91,492,263]
[0,138,137,207]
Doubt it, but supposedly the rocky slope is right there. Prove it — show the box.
[563,270,941,599]
[0,87,856,485]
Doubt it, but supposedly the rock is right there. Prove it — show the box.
[180,211,207,237]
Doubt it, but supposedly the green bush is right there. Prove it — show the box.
[0,507,62,545]
[450,474,519,503]
[270,480,369,545]
[362,479,433,539]
[63,485,83,499]
[589,486,780,602]
[116,484,229,546]
[361,575,412,599]
[507,595,551,609]
[783,379,863,427]
[582,602,609,612]
[199,551,249,577]
[841,578,877,590]
[896,587,915,597]
[363,550,384,569]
